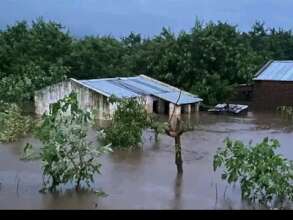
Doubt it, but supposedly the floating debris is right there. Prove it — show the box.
[208,103,248,115]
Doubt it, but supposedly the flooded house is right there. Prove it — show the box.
[34,75,202,119]
[253,60,293,111]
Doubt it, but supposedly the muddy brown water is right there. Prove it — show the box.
[0,112,293,209]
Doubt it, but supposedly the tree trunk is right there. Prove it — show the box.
[76,178,81,191]
[175,135,183,174]
[154,130,159,142]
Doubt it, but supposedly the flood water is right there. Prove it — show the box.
[0,111,293,209]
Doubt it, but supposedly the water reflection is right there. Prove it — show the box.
[171,174,183,209]
[108,148,144,167]
[43,189,98,209]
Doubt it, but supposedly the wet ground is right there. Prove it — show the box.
[0,111,293,209]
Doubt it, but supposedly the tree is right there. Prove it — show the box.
[213,137,293,209]
[3,18,293,106]
[103,96,149,149]
[163,91,195,174]
[191,74,234,106]
[164,117,185,174]
[0,62,68,103]
[0,18,71,103]
[69,36,128,79]
[30,92,112,191]
[0,18,72,75]
[101,94,191,174]
[0,102,33,143]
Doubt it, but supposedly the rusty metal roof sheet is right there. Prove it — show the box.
[254,60,293,81]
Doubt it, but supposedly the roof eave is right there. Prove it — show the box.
[70,78,111,97]
[139,74,201,98]
[254,60,274,78]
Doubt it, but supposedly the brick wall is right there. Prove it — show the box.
[253,80,293,111]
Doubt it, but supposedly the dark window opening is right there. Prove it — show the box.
[191,104,196,113]
[153,100,159,113]
[181,105,185,113]
[164,101,169,115]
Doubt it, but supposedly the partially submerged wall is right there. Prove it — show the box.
[34,80,72,115]
[71,80,111,119]
[34,77,201,119]
[34,79,111,119]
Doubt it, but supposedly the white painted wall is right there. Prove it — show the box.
[34,80,72,115]
[34,78,201,119]
[34,79,111,119]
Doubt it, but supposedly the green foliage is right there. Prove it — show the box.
[0,62,68,103]
[147,114,168,142]
[0,18,71,103]
[0,18,72,74]
[0,102,33,142]
[2,19,293,105]
[277,106,293,120]
[213,137,293,209]
[69,36,129,79]
[103,96,149,149]
[191,74,234,105]
[33,92,112,191]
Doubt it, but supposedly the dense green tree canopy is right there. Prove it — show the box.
[1,18,293,105]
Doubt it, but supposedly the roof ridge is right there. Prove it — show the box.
[139,74,200,98]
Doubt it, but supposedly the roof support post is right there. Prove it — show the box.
[144,95,153,113]
[194,103,199,112]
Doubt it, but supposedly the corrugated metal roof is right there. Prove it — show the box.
[77,75,202,105]
[123,79,166,94]
[154,91,203,105]
[254,60,293,81]
[128,77,173,94]
[79,79,140,98]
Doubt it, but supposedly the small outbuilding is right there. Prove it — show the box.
[253,60,293,111]
[35,75,202,119]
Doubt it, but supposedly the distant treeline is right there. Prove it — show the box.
[1,18,293,105]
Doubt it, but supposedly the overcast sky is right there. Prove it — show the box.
[1,0,293,37]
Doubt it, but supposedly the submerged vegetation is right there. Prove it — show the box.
[0,102,33,143]
[1,18,293,208]
[25,92,112,191]
[103,96,149,149]
[277,106,293,120]
[214,137,293,209]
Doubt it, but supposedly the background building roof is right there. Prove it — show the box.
[254,60,293,81]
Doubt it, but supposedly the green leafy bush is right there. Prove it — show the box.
[32,92,112,191]
[0,102,33,142]
[104,96,149,149]
[214,137,293,209]
[277,106,293,120]
[147,114,168,142]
